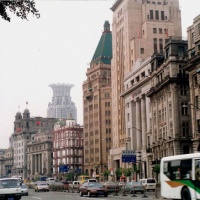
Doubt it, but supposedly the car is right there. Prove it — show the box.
[34,181,49,192]
[139,178,156,191]
[103,181,120,193]
[69,181,80,190]
[117,181,126,189]
[46,177,55,185]
[79,182,108,197]
[124,181,145,194]
[21,184,29,196]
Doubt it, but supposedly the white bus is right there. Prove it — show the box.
[160,153,200,200]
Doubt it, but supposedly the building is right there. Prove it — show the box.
[47,83,77,121]
[52,117,83,180]
[121,57,152,178]
[109,0,182,174]
[82,20,112,180]
[11,108,57,179]
[185,14,200,152]
[27,130,53,179]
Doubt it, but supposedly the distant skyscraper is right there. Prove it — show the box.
[47,83,77,121]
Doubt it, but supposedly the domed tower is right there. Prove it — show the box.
[14,111,22,133]
[23,108,30,119]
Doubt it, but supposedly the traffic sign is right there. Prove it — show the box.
[122,154,136,163]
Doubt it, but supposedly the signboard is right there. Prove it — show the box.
[122,150,136,163]
[59,165,69,173]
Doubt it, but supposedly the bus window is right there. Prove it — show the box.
[195,160,200,181]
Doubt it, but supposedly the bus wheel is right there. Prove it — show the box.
[181,187,191,200]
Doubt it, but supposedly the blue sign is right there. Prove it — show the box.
[122,154,136,163]
[59,165,69,173]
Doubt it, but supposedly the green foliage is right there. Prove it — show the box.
[103,170,110,177]
[123,168,132,177]
[153,164,160,174]
[115,168,123,178]
[0,0,40,22]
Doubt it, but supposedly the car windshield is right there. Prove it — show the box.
[21,184,27,188]
[0,179,20,188]
[88,183,103,188]
[147,179,155,183]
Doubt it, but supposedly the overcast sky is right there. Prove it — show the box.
[0,0,199,149]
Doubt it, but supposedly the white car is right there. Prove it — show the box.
[35,181,49,192]
[21,184,29,196]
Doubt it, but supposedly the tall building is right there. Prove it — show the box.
[47,83,77,121]
[185,14,200,152]
[109,0,182,174]
[83,21,112,180]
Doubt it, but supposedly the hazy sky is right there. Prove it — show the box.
[0,0,199,149]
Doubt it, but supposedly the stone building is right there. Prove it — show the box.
[52,117,83,179]
[109,0,182,173]
[47,83,77,121]
[122,38,190,179]
[185,14,200,152]
[11,108,57,179]
[83,21,112,180]
[147,38,190,176]
[27,130,53,179]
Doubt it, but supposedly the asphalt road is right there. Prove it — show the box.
[21,189,162,200]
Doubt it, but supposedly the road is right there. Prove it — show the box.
[21,189,162,200]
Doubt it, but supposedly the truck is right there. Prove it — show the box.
[0,178,22,200]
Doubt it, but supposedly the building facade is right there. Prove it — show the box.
[83,21,112,180]
[27,130,53,179]
[47,83,77,121]
[109,0,182,174]
[185,14,200,152]
[11,108,57,179]
[52,117,83,180]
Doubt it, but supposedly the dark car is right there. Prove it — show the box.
[103,181,120,193]
[21,184,29,196]
[79,182,108,197]
[125,181,145,194]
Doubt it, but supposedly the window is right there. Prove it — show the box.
[150,10,153,19]
[161,11,164,20]
[155,10,159,20]
[159,39,163,54]
[181,103,188,116]
[164,159,192,180]
[180,85,187,96]
[153,28,157,34]
[182,122,189,137]
[153,38,157,53]
[140,48,144,54]
[178,46,184,57]
[159,28,162,34]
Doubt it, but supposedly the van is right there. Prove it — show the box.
[139,178,156,191]
[69,181,80,189]
[77,175,90,184]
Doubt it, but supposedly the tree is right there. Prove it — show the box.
[0,0,40,22]
[115,168,123,180]
[153,164,160,183]
[103,170,110,181]
[123,168,132,177]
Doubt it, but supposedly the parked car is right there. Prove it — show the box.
[34,181,49,192]
[46,177,55,185]
[69,181,80,190]
[21,184,29,196]
[117,181,126,189]
[79,182,108,197]
[139,178,156,191]
[103,181,120,193]
[124,181,145,194]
